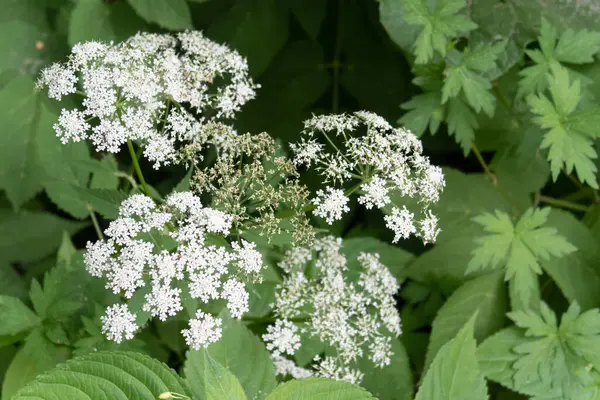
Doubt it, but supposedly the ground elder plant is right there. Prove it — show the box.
[3,1,600,399]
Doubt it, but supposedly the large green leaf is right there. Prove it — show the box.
[424,270,507,371]
[265,378,375,400]
[12,351,190,400]
[69,0,148,46]
[477,327,527,393]
[185,350,247,400]
[415,314,488,400]
[208,0,289,77]
[0,211,84,263]
[0,262,27,301]
[127,0,192,30]
[184,315,277,399]
[74,188,129,220]
[358,339,413,400]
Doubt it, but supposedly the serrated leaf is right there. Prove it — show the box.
[401,0,477,64]
[265,378,375,400]
[12,351,190,400]
[90,154,120,189]
[554,27,600,64]
[415,314,488,400]
[184,315,276,399]
[0,261,27,301]
[469,207,576,310]
[0,295,40,338]
[477,327,528,392]
[74,187,129,220]
[127,0,192,30]
[504,302,600,398]
[424,270,506,371]
[185,349,247,400]
[528,64,600,188]
[542,209,600,309]
[445,97,478,154]
[400,91,444,136]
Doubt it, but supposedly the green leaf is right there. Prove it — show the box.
[12,351,190,400]
[415,314,488,400]
[0,211,85,263]
[127,0,192,30]
[528,64,600,188]
[445,97,479,154]
[69,0,148,46]
[90,154,120,189]
[74,187,129,220]
[505,301,600,398]
[401,0,477,63]
[2,329,71,400]
[555,27,600,64]
[468,207,576,310]
[400,91,444,136]
[0,76,47,208]
[208,0,289,77]
[379,0,421,53]
[477,327,528,393]
[542,209,600,309]
[0,295,39,339]
[358,339,413,400]
[0,262,27,301]
[341,237,414,280]
[288,0,326,40]
[185,349,247,400]
[424,270,507,371]
[184,315,276,399]
[265,378,375,400]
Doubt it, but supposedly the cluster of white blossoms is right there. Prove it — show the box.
[263,237,401,384]
[291,111,444,244]
[37,31,257,168]
[84,192,263,347]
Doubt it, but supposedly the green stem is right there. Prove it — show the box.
[127,139,151,196]
[538,194,590,212]
[471,144,497,184]
[87,205,104,240]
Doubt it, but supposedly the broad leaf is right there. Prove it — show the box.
[185,349,247,400]
[0,295,40,339]
[127,0,192,30]
[424,270,506,371]
[12,351,190,400]
[265,378,375,400]
[415,314,488,400]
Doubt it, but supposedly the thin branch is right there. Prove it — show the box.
[538,195,590,213]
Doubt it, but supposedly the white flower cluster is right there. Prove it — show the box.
[84,192,264,347]
[37,32,257,168]
[291,111,444,244]
[264,237,402,384]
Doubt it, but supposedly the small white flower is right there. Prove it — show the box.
[53,109,90,144]
[384,206,416,243]
[232,240,263,274]
[419,210,440,244]
[263,320,301,357]
[181,311,222,350]
[143,283,183,321]
[101,304,138,343]
[37,63,77,100]
[312,187,350,225]
[221,279,249,318]
[272,355,313,379]
[358,176,391,209]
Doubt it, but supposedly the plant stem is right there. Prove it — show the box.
[127,139,151,196]
[88,205,104,240]
[471,143,496,184]
[538,194,590,212]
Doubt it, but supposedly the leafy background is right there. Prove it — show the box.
[2,0,600,399]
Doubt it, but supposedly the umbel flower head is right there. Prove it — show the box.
[290,111,445,244]
[37,31,258,168]
[264,236,402,384]
[84,192,264,347]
